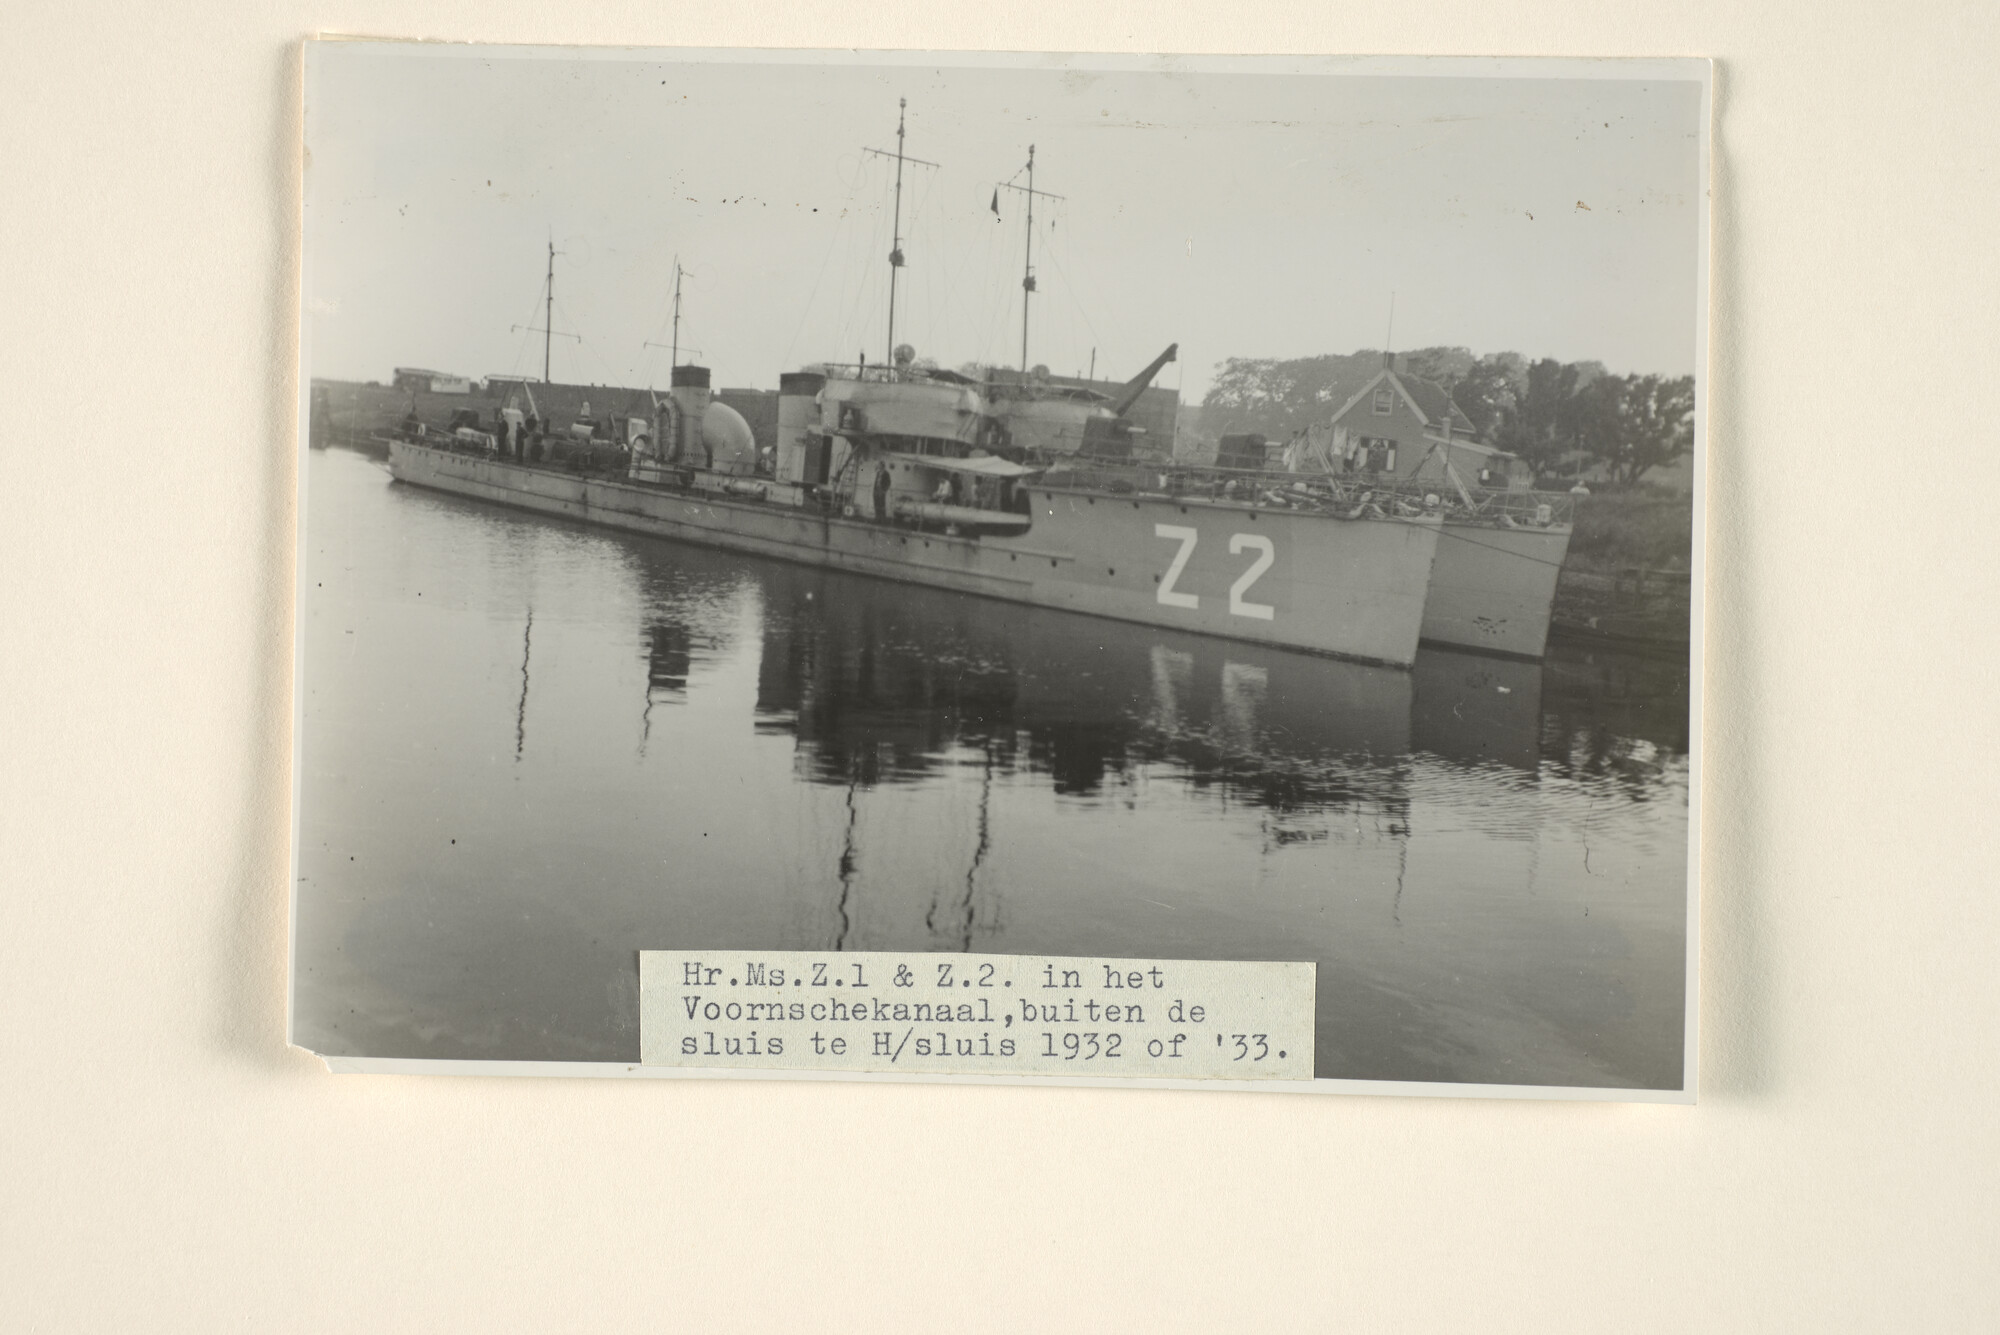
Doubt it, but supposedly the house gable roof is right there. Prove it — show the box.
[1330,367,1478,437]
[1398,374,1478,436]
[1308,367,1379,423]
[1328,369,1399,426]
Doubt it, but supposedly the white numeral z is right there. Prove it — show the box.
[1154,524,1200,608]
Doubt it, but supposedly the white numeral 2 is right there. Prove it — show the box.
[1228,534,1275,620]
[1154,524,1200,608]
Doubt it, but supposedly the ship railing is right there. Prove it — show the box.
[815,362,980,386]
[1440,486,1578,527]
[1038,461,1576,527]
[817,363,899,383]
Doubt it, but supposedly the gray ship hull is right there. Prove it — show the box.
[387,441,1444,667]
[1421,520,1573,660]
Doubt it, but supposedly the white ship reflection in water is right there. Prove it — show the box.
[296,450,1689,1089]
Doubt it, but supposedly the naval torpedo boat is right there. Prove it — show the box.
[387,102,1446,668]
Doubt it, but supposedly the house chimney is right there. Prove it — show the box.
[1382,349,1395,372]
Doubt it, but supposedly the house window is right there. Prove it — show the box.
[1371,388,1394,415]
[1359,438,1396,473]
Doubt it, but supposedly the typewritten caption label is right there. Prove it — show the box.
[639,951,1314,1080]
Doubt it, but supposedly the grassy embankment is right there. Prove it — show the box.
[1564,484,1692,575]
[1551,484,1694,648]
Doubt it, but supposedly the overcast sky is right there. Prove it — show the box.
[304,48,1705,400]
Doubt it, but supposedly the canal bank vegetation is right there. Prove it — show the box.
[1192,345,1696,571]
[1189,347,1696,648]
[1197,346,1696,492]
[1565,484,1693,575]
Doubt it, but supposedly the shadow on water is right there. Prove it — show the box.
[399,455,1688,812]
[742,553,1419,794]
[640,538,1687,808]
[611,531,1692,1089]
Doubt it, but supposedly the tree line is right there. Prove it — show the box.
[1201,347,1695,486]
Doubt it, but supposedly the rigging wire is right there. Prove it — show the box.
[915,180,967,368]
[976,204,1013,371]
[910,162,940,357]
[1043,228,1099,376]
[550,296,622,387]
[796,151,877,368]
[1040,201,1109,372]
[638,260,690,377]
[781,157,867,368]
[640,262,708,382]
[945,195,997,371]
[506,271,552,379]
[831,153,890,360]
[846,183,890,359]
[913,167,979,367]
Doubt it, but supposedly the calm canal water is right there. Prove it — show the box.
[294,447,1690,1088]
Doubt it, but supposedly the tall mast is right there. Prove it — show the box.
[1022,146,1034,371]
[863,100,938,373]
[997,147,1064,374]
[888,99,907,362]
[642,257,688,374]
[671,261,683,369]
[514,235,575,383]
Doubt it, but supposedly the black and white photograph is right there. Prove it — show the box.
[294,45,1707,1097]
